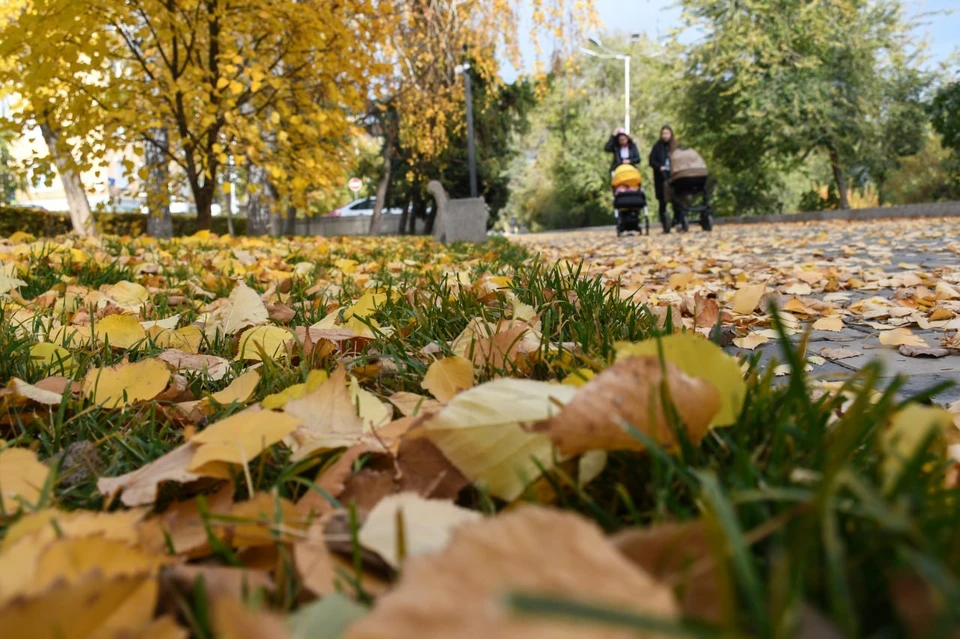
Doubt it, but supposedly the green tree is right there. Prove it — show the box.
[930,79,960,154]
[677,0,927,212]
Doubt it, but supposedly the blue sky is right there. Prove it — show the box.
[505,0,959,79]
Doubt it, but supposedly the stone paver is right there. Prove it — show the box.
[516,218,960,405]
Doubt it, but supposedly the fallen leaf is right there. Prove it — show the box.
[731,283,766,315]
[349,376,393,430]
[358,493,482,569]
[149,325,203,353]
[878,328,928,348]
[166,564,274,599]
[236,325,295,361]
[177,369,262,418]
[819,347,861,360]
[613,520,724,624]
[529,356,721,456]
[94,314,147,349]
[421,378,577,501]
[284,368,365,461]
[103,280,150,311]
[813,316,844,332]
[212,595,291,639]
[83,358,171,409]
[387,392,442,417]
[0,574,158,639]
[287,592,367,639]
[0,447,50,515]
[261,370,329,409]
[28,343,74,375]
[733,334,769,350]
[881,404,953,491]
[7,377,64,405]
[97,442,229,507]
[343,507,677,639]
[158,349,231,381]
[616,332,746,427]
[207,281,270,336]
[899,345,950,359]
[694,295,719,328]
[188,409,301,472]
[421,356,476,403]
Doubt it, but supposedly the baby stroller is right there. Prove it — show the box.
[611,164,649,237]
[667,147,714,232]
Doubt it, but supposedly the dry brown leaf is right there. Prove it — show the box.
[421,356,475,403]
[97,442,230,507]
[7,377,64,405]
[166,564,274,599]
[529,356,721,456]
[212,595,291,639]
[819,347,862,361]
[343,506,677,639]
[284,368,365,461]
[694,295,719,328]
[157,349,231,381]
[899,345,951,359]
[387,392,443,417]
[613,520,726,625]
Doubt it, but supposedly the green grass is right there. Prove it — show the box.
[0,235,957,637]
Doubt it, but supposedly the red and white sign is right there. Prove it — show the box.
[348,177,362,193]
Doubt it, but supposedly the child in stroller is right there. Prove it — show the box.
[665,147,714,232]
[611,164,649,236]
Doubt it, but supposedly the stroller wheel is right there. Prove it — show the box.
[700,209,714,231]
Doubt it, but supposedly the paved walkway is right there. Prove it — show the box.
[515,218,960,404]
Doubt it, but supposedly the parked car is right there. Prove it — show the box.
[326,197,403,217]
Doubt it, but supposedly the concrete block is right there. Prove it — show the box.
[434,198,489,244]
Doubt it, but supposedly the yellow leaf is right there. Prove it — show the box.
[358,493,482,569]
[349,376,392,430]
[188,409,301,472]
[561,368,596,388]
[29,343,74,375]
[261,370,329,409]
[616,332,746,427]
[732,333,769,350]
[343,292,387,320]
[882,404,953,491]
[149,325,203,354]
[0,447,50,514]
[421,379,577,501]
[229,80,244,94]
[812,316,844,332]
[878,328,927,348]
[95,314,147,349]
[83,359,171,408]
[216,77,230,90]
[0,575,158,639]
[236,325,294,361]
[207,282,269,337]
[421,356,475,403]
[98,443,230,507]
[103,281,150,311]
[731,283,766,315]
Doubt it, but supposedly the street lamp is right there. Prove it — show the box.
[580,37,634,135]
[455,62,478,198]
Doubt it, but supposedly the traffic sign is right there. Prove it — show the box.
[348,178,362,193]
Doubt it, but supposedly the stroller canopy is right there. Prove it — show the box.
[612,164,642,189]
[669,147,708,182]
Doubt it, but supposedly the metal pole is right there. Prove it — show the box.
[624,55,631,135]
[464,68,478,198]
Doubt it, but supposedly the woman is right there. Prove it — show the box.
[605,128,640,174]
[649,125,678,233]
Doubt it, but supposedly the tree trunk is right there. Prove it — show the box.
[426,180,448,240]
[284,204,297,236]
[145,128,173,238]
[246,163,273,236]
[224,180,235,236]
[369,139,394,235]
[39,121,95,236]
[827,144,850,210]
[398,199,411,236]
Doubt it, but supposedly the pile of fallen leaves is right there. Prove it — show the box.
[0,227,958,638]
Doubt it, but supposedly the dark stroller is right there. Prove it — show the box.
[666,147,714,232]
[611,164,649,236]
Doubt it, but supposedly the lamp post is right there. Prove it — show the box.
[580,37,636,135]
[455,62,478,198]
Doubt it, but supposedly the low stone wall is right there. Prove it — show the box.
[293,215,418,237]
[715,200,960,225]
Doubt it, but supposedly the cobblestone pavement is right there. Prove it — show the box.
[514,218,960,404]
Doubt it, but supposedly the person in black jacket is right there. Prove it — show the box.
[649,125,678,233]
[605,128,640,174]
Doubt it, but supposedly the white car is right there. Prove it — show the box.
[327,197,403,217]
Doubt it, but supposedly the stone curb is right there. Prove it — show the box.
[713,201,960,225]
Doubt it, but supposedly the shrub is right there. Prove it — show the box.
[0,207,246,237]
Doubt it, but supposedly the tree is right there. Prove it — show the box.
[365,0,597,234]
[930,79,960,153]
[677,0,926,211]
[1,0,384,231]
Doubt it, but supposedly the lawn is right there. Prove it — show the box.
[0,230,957,638]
